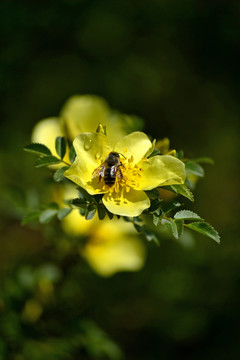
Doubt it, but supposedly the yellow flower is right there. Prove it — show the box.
[60,186,146,277]
[31,95,131,150]
[81,219,146,277]
[64,131,186,217]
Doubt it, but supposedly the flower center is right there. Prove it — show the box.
[106,155,142,195]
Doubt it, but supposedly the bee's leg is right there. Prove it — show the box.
[99,166,105,178]
[97,166,105,182]
[92,166,105,183]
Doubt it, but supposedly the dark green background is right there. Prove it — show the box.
[1,0,240,359]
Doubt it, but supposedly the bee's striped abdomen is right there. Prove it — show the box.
[104,167,116,187]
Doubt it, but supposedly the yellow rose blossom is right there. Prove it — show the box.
[81,219,146,277]
[64,131,186,217]
[31,95,130,150]
[60,95,128,145]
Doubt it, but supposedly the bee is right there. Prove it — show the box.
[92,152,125,187]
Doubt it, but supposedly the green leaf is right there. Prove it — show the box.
[53,166,69,182]
[174,210,203,221]
[164,184,194,202]
[133,222,143,232]
[57,208,72,220]
[168,218,184,239]
[69,146,76,163]
[148,198,162,212]
[185,222,220,243]
[85,204,96,220]
[39,209,58,224]
[191,157,215,165]
[24,143,52,156]
[161,200,182,215]
[153,214,160,226]
[106,209,114,220]
[185,161,205,177]
[55,136,66,160]
[97,204,106,220]
[21,210,40,225]
[35,155,61,168]
[77,186,92,202]
[71,198,86,207]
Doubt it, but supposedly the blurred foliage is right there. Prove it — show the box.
[1,0,240,359]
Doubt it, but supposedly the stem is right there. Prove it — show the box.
[61,159,71,166]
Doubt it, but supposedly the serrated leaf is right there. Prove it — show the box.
[185,222,220,243]
[153,214,160,226]
[97,205,106,220]
[77,186,92,202]
[55,136,66,160]
[21,210,40,225]
[71,198,86,207]
[174,210,203,221]
[161,200,182,215]
[39,209,58,224]
[185,161,205,177]
[175,219,184,239]
[191,157,215,165]
[24,143,51,156]
[85,204,96,220]
[165,185,194,202]
[57,208,72,220]
[69,146,76,163]
[53,166,69,182]
[168,218,184,239]
[35,155,61,168]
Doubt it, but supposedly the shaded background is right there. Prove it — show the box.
[1,0,240,359]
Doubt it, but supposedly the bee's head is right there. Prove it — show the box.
[106,152,120,165]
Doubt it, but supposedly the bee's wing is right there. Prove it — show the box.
[92,162,106,179]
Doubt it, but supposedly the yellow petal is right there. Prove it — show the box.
[106,113,137,147]
[31,118,69,168]
[62,210,94,236]
[82,219,146,277]
[60,95,110,140]
[114,131,152,164]
[64,132,111,194]
[31,118,63,156]
[102,188,150,216]
[136,155,186,190]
